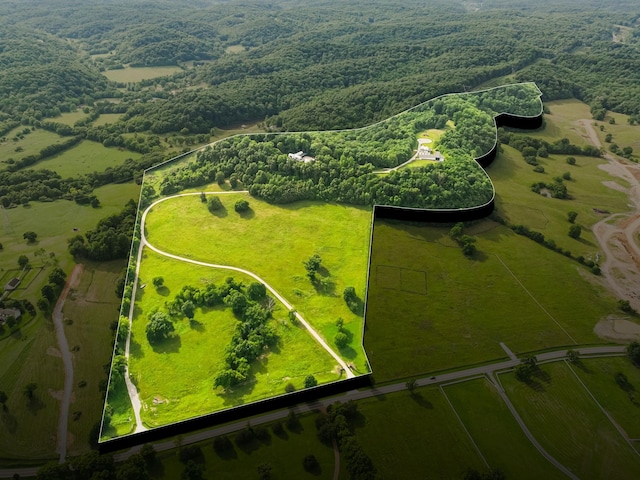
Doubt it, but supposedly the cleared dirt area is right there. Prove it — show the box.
[578,119,640,338]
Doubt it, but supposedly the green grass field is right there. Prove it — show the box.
[571,357,640,440]
[48,111,90,127]
[33,140,142,177]
[62,260,126,456]
[364,218,616,382]
[354,386,487,478]
[103,66,183,83]
[500,361,640,479]
[444,377,565,479]
[92,114,124,127]
[143,193,371,371]
[119,248,340,430]
[0,128,63,166]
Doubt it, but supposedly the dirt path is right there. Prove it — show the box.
[578,119,640,323]
[52,263,83,463]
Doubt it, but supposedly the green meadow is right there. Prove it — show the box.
[444,377,565,479]
[49,110,90,126]
[354,387,486,478]
[571,357,640,441]
[0,128,63,166]
[62,260,126,456]
[143,193,371,372]
[122,248,340,429]
[365,218,616,382]
[103,66,183,83]
[33,140,141,177]
[500,362,640,479]
[92,113,124,127]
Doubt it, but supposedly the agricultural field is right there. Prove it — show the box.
[48,111,90,127]
[33,140,142,177]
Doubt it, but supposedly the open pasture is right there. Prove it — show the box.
[33,140,141,177]
[500,361,640,479]
[121,249,340,430]
[143,193,371,371]
[365,217,616,382]
[0,128,62,165]
[102,66,183,83]
[48,110,89,126]
[354,387,486,478]
[571,356,640,441]
[444,377,565,479]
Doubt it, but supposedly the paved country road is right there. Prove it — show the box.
[0,345,626,478]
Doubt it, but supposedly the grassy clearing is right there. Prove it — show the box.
[444,377,565,479]
[48,111,89,126]
[92,113,124,127]
[527,99,593,146]
[62,260,125,456]
[122,248,340,430]
[156,413,335,479]
[33,140,141,178]
[103,66,183,83]
[144,193,371,371]
[354,386,486,478]
[598,113,640,162]
[571,356,640,439]
[501,361,640,479]
[0,128,62,166]
[365,218,615,382]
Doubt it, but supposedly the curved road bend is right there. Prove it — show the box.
[52,263,83,463]
[0,346,625,478]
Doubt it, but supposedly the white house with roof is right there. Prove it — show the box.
[288,151,315,163]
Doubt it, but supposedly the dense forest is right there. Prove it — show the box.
[0,0,639,210]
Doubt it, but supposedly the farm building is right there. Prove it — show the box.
[0,308,21,325]
[288,151,315,163]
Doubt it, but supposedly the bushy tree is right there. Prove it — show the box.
[234,199,249,212]
[567,211,577,223]
[152,276,164,288]
[207,196,222,212]
[303,254,322,280]
[23,231,37,243]
[304,374,318,388]
[145,311,174,344]
[568,224,582,239]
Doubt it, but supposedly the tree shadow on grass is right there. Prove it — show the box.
[211,206,228,218]
[532,367,551,386]
[27,396,46,415]
[148,458,165,477]
[572,360,592,374]
[156,286,170,297]
[189,319,205,332]
[337,345,358,361]
[1,410,17,433]
[410,392,434,409]
[151,334,181,354]
[130,337,144,359]
[238,208,255,220]
[214,443,238,461]
[312,277,336,297]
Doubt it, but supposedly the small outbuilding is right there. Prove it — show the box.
[4,277,20,291]
[0,308,21,325]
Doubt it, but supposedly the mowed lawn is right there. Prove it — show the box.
[143,193,371,371]
[354,387,487,478]
[124,249,340,430]
[365,218,615,382]
[501,361,640,479]
[33,140,141,178]
[571,356,640,441]
[444,377,565,479]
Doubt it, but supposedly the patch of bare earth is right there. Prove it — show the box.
[578,119,640,339]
